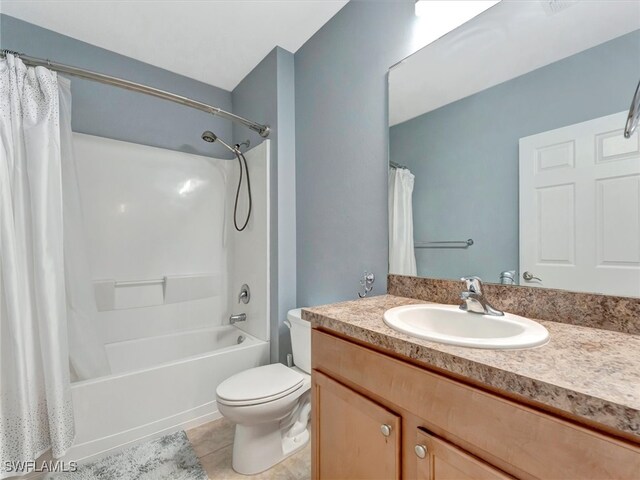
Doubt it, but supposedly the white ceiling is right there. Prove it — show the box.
[0,0,348,91]
[390,0,640,126]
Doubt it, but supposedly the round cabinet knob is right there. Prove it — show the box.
[414,444,428,459]
[380,424,392,437]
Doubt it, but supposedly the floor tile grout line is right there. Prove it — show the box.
[190,436,235,458]
[195,442,233,461]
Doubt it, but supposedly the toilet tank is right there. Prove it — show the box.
[286,308,311,374]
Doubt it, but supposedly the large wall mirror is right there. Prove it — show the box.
[388,0,640,297]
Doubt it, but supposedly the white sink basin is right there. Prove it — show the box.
[383,304,549,349]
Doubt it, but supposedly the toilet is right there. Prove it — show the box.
[216,308,311,475]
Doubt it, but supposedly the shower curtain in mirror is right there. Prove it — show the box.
[388,167,417,276]
[0,53,107,476]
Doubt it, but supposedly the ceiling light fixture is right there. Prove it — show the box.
[414,1,500,40]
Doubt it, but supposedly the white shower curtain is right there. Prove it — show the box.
[59,78,110,382]
[388,167,417,276]
[0,54,75,476]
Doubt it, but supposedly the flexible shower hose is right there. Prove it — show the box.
[233,147,252,232]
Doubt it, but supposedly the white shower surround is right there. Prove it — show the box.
[65,134,270,462]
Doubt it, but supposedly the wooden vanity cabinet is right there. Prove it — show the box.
[311,329,640,480]
[312,371,401,479]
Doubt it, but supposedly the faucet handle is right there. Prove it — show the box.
[238,284,250,304]
[461,276,483,294]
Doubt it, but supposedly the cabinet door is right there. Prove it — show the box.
[312,370,401,480]
[414,429,513,480]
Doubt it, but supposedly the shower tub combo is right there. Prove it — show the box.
[64,134,271,462]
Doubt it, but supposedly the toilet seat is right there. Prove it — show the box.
[217,363,304,407]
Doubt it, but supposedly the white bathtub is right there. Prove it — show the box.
[66,325,269,462]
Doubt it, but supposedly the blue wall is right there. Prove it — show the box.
[0,14,234,159]
[390,30,640,283]
[274,49,297,363]
[295,0,417,306]
[232,47,297,364]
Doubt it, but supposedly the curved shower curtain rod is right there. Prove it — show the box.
[624,78,640,139]
[0,49,271,138]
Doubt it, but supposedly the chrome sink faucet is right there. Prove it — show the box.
[459,276,504,316]
[229,313,247,325]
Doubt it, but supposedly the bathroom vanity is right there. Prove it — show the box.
[305,287,640,479]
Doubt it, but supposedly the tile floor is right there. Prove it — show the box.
[186,418,311,480]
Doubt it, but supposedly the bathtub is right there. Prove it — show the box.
[65,325,269,462]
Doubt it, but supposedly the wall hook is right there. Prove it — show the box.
[358,271,375,298]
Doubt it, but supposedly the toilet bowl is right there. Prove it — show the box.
[216,308,311,475]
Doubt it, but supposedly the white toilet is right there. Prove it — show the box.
[216,308,311,475]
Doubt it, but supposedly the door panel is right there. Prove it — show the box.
[536,183,575,264]
[596,175,640,265]
[312,370,401,480]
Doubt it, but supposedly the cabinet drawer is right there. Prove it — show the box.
[312,370,401,480]
[313,329,640,479]
[414,429,514,480]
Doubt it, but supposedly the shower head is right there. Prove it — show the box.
[201,131,217,143]
[201,130,252,232]
[201,130,237,154]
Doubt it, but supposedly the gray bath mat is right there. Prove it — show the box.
[46,431,207,480]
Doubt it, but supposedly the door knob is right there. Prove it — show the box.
[380,424,392,437]
[414,444,428,458]
[522,271,541,282]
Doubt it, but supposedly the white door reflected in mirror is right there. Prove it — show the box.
[519,112,640,298]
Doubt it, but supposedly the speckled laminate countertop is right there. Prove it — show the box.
[302,294,640,438]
